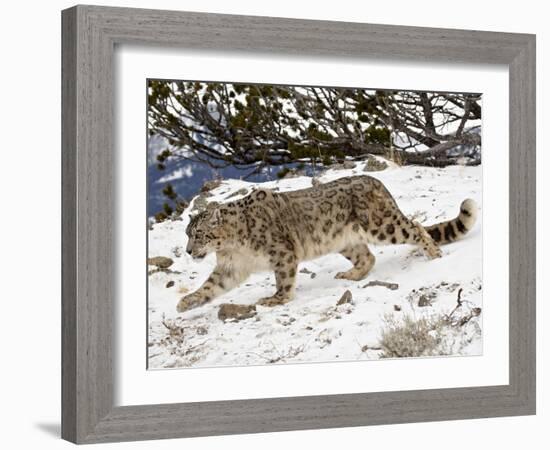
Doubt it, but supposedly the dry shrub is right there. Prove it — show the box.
[379,314,448,358]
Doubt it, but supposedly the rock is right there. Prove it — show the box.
[174,200,189,215]
[299,267,312,274]
[362,280,399,290]
[165,280,175,288]
[191,195,209,212]
[200,179,222,193]
[277,316,296,326]
[225,188,249,199]
[337,290,353,306]
[363,157,388,172]
[310,272,317,279]
[147,256,174,269]
[393,304,402,311]
[343,160,357,169]
[418,294,432,307]
[331,161,356,170]
[218,303,257,322]
[361,343,382,352]
[281,168,306,179]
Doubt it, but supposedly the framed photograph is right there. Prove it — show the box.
[62,5,536,444]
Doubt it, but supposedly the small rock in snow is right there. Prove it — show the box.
[147,256,174,269]
[218,303,257,322]
[418,294,433,307]
[363,158,388,172]
[362,280,399,290]
[172,246,183,258]
[337,290,353,306]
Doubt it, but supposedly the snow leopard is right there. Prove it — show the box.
[176,175,477,312]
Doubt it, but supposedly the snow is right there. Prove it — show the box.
[147,159,482,369]
[156,165,194,183]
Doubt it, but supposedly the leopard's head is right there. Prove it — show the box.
[185,206,232,259]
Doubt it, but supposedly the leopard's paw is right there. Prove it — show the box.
[257,295,290,307]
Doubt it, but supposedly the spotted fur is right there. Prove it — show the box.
[176,176,478,312]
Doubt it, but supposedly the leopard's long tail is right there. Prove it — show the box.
[425,199,478,245]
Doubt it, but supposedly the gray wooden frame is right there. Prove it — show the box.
[62,4,536,444]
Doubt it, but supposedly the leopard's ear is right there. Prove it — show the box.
[186,212,200,229]
[205,200,220,210]
[208,208,222,226]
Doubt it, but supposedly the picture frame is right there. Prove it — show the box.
[61,4,536,444]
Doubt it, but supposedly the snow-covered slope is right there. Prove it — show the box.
[147,160,482,369]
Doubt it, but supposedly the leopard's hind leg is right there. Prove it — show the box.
[336,243,376,281]
[371,216,441,259]
[357,177,441,259]
[409,220,442,258]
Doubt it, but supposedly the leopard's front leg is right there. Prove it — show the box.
[257,251,298,307]
[177,264,250,313]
